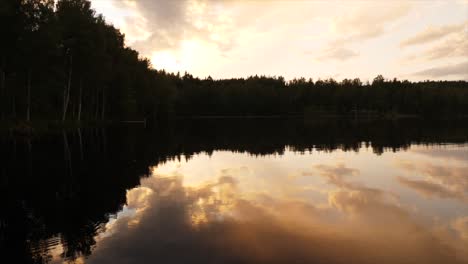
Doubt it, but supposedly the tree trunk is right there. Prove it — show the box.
[0,59,5,121]
[12,95,16,119]
[71,100,75,120]
[26,69,31,122]
[63,131,72,179]
[62,54,73,122]
[101,87,105,120]
[77,79,82,122]
[101,127,107,154]
[94,88,99,120]
[27,138,32,178]
[77,128,83,160]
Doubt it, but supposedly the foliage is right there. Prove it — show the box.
[1,0,467,124]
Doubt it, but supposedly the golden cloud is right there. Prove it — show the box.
[83,170,468,264]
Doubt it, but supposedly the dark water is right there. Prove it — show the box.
[1,119,468,264]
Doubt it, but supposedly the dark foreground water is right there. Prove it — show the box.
[1,119,468,264]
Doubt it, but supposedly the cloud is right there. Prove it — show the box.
[400,22,466,47]
[101,1,412,61]
[396,161,468,202]
[422,165,468,194]
[83,173,467,264]
[337,4,410,43]
[403,21,468,63]
[304,163,402,207]
[104,0,236,56]
[411,147,468,162]
[303,163,360,188]
[92,0,467,80]
[317,2,412,61]
[329,188,394,215]
[316,47,359,61]
[412,61,468,78]
[331,2,412,45]
[397,176,464,200]
[310,164,410,222]
[313,163,360,177]
[453,217,468,241]
[423,35,468,60]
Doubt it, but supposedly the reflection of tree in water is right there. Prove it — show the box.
[167,118,468,156]
[0,119,467,263]
[0,128,154,263]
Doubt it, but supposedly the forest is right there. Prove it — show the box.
[1,0,468,126]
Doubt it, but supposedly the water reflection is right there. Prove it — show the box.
[1,119,467,263]
[86,149,468,264]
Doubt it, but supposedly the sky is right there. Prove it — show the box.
[91,0,468,81]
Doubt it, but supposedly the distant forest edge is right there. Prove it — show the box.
[1,0,467,127]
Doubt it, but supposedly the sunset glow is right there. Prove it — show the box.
[92,0,468,81]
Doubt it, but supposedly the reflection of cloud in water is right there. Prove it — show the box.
[453,217,468,242]
[411,146,468,162]
[397,176,466,201]
[86,170,468,264]
[303,163,360,188]
[396,160,468,203]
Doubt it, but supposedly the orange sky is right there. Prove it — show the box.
[92,0,468,81]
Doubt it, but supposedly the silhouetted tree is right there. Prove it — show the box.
[1,1,467,124]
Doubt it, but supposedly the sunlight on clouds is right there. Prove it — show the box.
[150,39,220,74]
[84,148,468,264]
[92,0,468,80]
[91,0,150,45]
[151,51,184,72]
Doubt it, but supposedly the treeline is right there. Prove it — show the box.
[173,75,468,117]
[1,0,467,125]
[1,0,174,123]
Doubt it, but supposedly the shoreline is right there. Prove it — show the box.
[2,114,468,133]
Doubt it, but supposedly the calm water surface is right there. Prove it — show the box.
[2,119,468,264]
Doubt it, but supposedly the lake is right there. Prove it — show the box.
[1,118,468,264]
